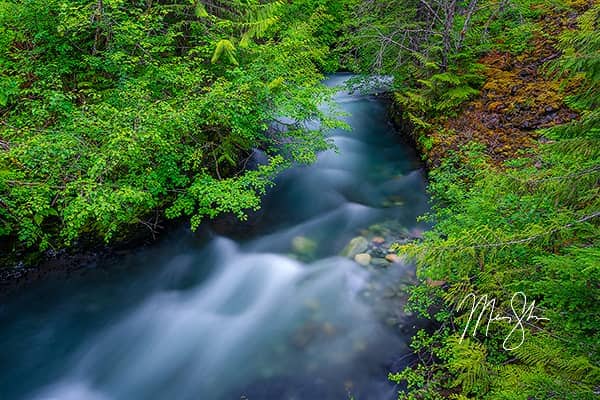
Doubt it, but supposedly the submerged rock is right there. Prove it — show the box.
[370,247,387,258]
[354,253,372,266]
[352,339,368,352]
[366,220,411,241]
[381,199,405,208]
[304,298,321,312]
[322,322,336,336]
[291,322,320,348]
[340,236,369,258]
[371,257,390,268]
[292,236,317,256]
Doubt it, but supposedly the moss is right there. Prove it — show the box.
[416,6,579,168]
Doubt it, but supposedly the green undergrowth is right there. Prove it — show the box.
[386,4,600,399]
[0,0,347,256]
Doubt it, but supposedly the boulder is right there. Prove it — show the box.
[340,236,369,258]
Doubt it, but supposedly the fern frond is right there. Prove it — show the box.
[447,336,492,394]
[211,39,238,65]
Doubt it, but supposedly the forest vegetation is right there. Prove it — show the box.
[1,0,598,399]
[0,0,345,253]
[350,1,600,398]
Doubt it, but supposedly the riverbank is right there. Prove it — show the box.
[0,207,283,295]
[387,3,600,399]
[389,6,580,168]
[0,219,166,295]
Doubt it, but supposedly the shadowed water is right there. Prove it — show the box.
[0,74,429,400]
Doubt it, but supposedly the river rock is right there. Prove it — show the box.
[371,257,390,268]
[385,253,403,263]
[382,199,405,207]
[304,298,321,312]
[372,236,385,244]
[291,321,319,348]
[354,253,371,266]
[292,236,317,256]
[370,247,387,258]
[340,236,369,258]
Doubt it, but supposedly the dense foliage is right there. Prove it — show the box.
[352,1,600,399]
[342,0,536,124]
[0,0,345,253]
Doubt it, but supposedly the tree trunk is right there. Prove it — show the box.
[442,0,456,70]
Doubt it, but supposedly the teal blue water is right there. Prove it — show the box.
[0,75,429,400]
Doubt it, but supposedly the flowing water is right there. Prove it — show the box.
[0,75,429,400]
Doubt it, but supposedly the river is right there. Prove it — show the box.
[0,74,429,400]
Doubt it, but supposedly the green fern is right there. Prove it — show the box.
[211,39,238,65]
[548,4,600,139]
[447,336,492,395]
[200,0,284,64]
[239,1,283,47]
